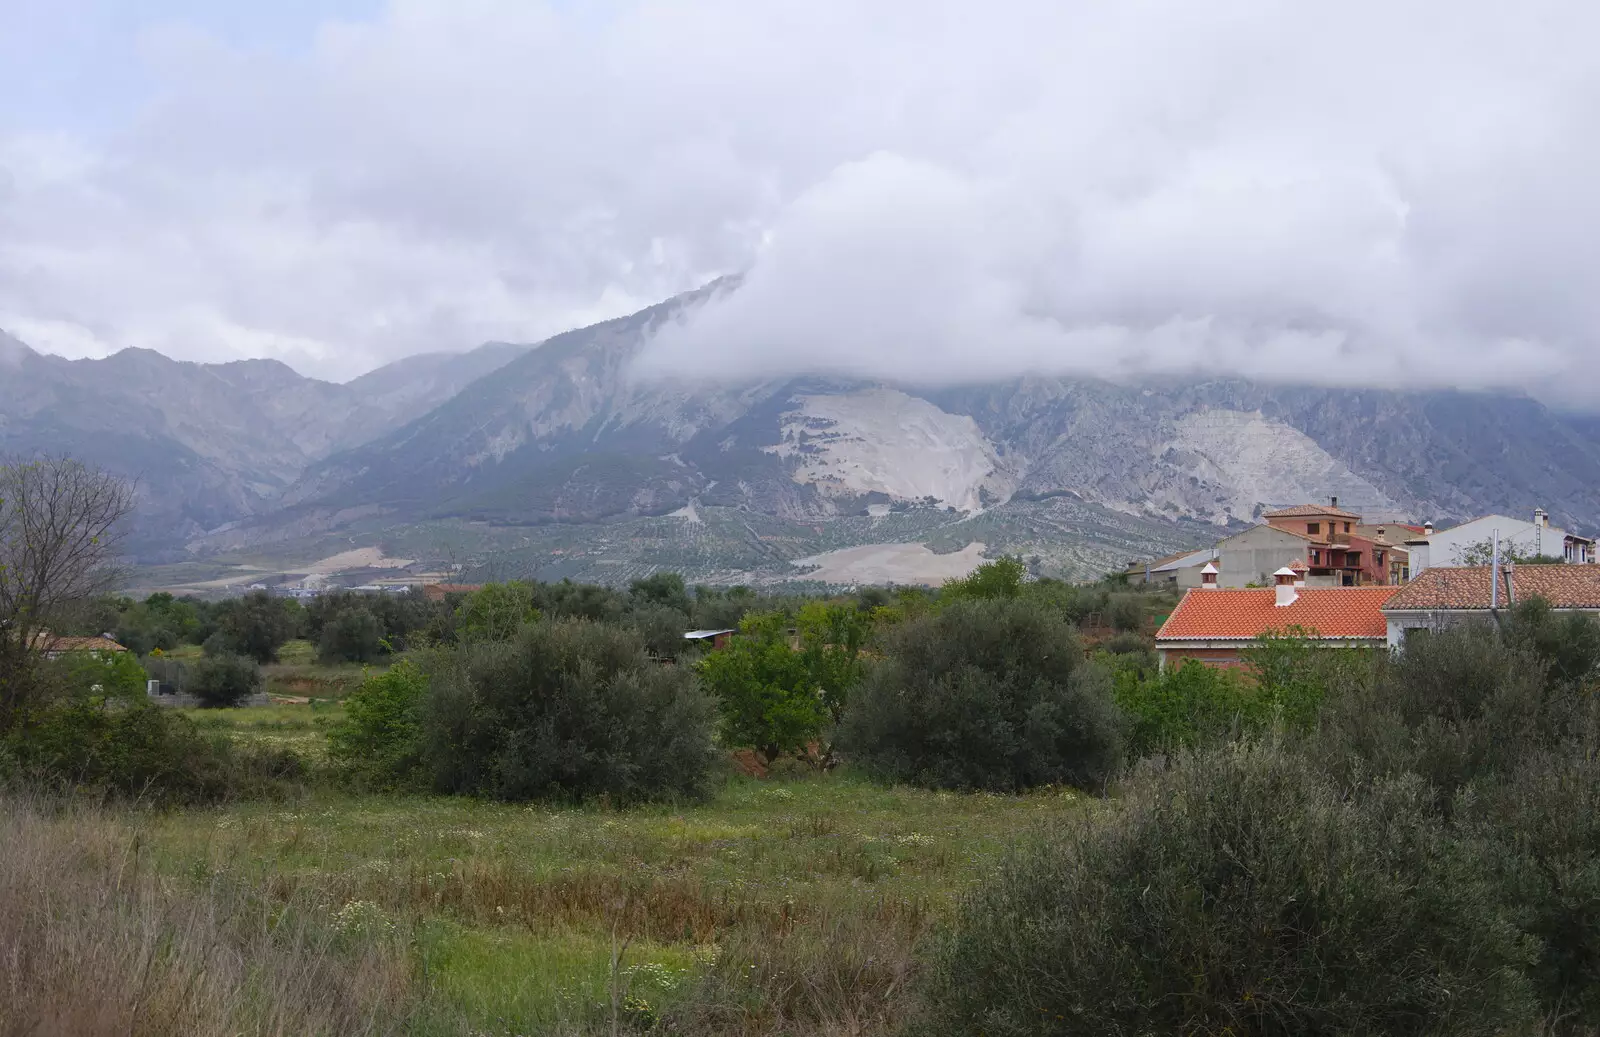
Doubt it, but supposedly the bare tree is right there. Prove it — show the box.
[0,456,136,727]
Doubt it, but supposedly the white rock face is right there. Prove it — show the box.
[1164,409,1401,521]
[765,389,1012,512]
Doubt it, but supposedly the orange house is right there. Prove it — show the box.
[1155,565,1397,669]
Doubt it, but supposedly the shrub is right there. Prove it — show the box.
[327,660,428,791]
[838,599,1122,791]
[626,604,692,660]
[318,606,387,663]
[1506,597,1600,690]
[942,556,1026,601]
[1113,659,1261,758]
[189,653,261,708]
[0,700,299,803]
[1310,625,1557,806]
[918,743,1536,1037]
[421,620,719,803]
[1104,592,1145,633]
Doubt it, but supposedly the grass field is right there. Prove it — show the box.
[17,704,1088,1035]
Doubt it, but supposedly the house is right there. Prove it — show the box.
[1214,524,1319,588]
[1122,547,1218,589]
[683,628,736,650]
[1381,564,1600,648]
[1155,565,1397,669]
[1404,511,1595,575]
[30,631,128,660]
[1261,501,1407,586]
[420,583,484,602]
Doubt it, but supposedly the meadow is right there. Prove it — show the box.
[8,701,1085,1036]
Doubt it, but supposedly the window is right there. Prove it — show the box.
[1307,522,1321,535]
[1375,550,1385,565]
[1344,522,1352,532]
[1311,549,1321,563]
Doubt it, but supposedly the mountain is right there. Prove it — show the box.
[0,334,526,559]
[182,287,1600,582]
[6,288,1600,581]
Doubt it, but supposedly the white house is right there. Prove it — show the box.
[1405,510,1594,576]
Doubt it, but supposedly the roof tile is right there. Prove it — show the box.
[1263,504,1364,520]
[1385,565,1600,610]
[1157,587,1397,641]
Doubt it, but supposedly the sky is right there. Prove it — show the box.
[1,1,1597,401]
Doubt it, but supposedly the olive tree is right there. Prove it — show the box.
[0,456,136,728]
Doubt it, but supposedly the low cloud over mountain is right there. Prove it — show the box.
[2,1,1598,400]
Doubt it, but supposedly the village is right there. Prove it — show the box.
[1125,500,1600,669]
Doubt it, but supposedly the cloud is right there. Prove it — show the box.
[2,0,1598,397]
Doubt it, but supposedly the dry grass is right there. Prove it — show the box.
[0,795,428,1037]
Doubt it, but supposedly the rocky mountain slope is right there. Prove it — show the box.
[6,285,1600,577]
[0,331,525,558]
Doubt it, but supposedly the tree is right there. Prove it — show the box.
[697,611,826,762]
[189,653,261,708]
[211,590,297,663]
[629,571,691,614]
[795,600,869,722]
[318,606,387,663]
[455,582,542,643]
[0,456,135,729]
[941,556,1026,601]
[1453,537,1564,566]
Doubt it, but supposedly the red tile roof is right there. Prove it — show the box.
[1385,565,1600,611]
[420,583,483,602]
[1264,504,1364,520]
[31,632,127,653]
[1157,587,1397,642]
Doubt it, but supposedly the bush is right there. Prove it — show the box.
[212,590,299,663]
[1310,625,1558,807]
[1113,659,1261,758]
[0,700,301,804]
[189,653,261,708]
[327,661,428,791]
[318,606,387,663]
[918,743,1536,1037]
[421,620,719,803]
[1104,592,1145,633]
[839,599,1122,791]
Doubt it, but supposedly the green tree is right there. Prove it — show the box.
[942,556,1026,601]
[629,571,691,614]
[212,590,297,663]
[796,600,869,722]
[697,611,825,761]
[327,660,428,790]
[189,653,260,708]
[455,582,541,643]
[318,606,387,663]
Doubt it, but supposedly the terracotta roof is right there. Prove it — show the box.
[420,583,483,601]
[1384,565,1600,611]
[1263,504,1363,520]
[31,632,127,653]
[1157,587,1397,642]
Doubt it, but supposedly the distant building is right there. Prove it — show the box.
[1261,501,1407,586]
[420,583,484,602]
[1123,547,1217,589]
[1215,524,1317,588]
[1404,511,1595,575]
[1381,564,1600,648]
[1155,567,1397,669]
[30,632,128,660]
[682,628,736,650]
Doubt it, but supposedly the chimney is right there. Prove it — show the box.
[1534,507,1548,529]
[1330,495,1339,509]
[1200,561,1219,589]
[1424,520,1434,536]
[1274,567,1299,607]
[1376,526,1386,540]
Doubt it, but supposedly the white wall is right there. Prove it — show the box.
[1216,525,1309,588]
[1410,514,1583,575]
